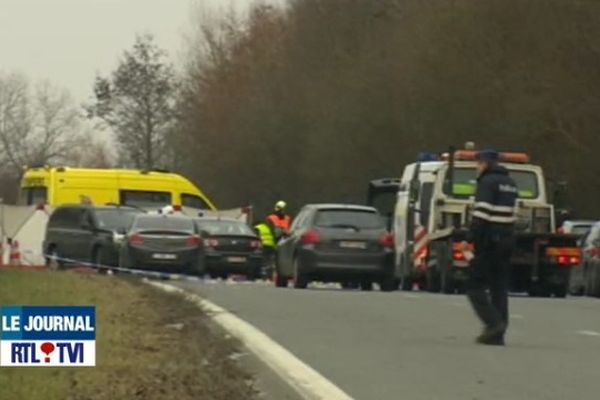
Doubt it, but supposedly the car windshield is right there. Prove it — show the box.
[95,209,141,231]
[314,209,384,230]
[133,216,195,233]
[445,168,539,199]
[197,220,255,236]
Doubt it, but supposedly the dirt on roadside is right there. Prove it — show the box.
[0,270,258,400]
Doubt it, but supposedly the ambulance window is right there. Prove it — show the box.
[419,183,434,226]
[120,190,172,208]
[18,187,47,206]
[182,194,210,210]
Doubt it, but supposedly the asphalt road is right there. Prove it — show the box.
[174,280,600,400]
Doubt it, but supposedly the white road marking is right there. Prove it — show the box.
[147,280,354,400]
[577,330,600,337]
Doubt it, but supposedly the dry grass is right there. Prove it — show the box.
[0,269,257,400]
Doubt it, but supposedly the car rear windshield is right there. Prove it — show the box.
[95,209,141,231]
[314,209,384,230]
[133,216,195,233]
[444,168,539,199]
[197,220,254,236]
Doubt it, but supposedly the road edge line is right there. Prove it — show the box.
[146,280,354,400]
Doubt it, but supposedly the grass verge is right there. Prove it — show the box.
[0,269,257,400]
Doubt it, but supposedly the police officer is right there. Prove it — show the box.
[464,149,517,346]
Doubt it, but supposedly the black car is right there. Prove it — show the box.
[196,217,263,280]
[119,214,204,275]
[275,204,396,291]
[44,204,144,269]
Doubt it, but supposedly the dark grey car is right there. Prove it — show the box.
[196,217,263,280]
[275,204,396,291]
[119,214,204,275]
[43,204,143,269]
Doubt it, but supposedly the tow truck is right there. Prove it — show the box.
[368,145,581,297]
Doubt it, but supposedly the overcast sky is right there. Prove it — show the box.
[0,0,278,102]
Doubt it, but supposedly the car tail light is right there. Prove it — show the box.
[546,247,581,262]
[453,251,466,261]
[172,204,182,211]
[379,233,394,249]
[557,227,565,234]
[300,229,320,245]
[186,235,202,247]
[557,255,580,266]
[590,247,600,258]
[128,234,144,246]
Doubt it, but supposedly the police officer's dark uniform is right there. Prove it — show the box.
[466,150,518,346]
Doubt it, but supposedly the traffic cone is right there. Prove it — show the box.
[9,240,21,266]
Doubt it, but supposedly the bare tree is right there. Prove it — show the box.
[89,34,177,169]
[0,73,81,177]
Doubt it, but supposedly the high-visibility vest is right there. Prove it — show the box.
[267,214,291,232]
[255,223,276,248]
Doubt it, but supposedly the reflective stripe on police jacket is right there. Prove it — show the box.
[472,165,518,226]
[472,202,516,224]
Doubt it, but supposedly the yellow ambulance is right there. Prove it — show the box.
[18,167,216,210]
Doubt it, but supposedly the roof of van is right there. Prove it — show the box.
[26,167,177,176]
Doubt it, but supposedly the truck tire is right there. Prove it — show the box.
[401,276,413,291]
[441,270,455,294]
[379,275,398,292]
[426,267,441,293]
[587,264,600,297]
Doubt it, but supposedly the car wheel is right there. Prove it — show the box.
[590,264,600,297]
[360,280,373,291]
[46,247,63,270]
[379,275,398,292]
[292,257,308,289]
[93,247,109,274]
[441,268,455,294]
[554,284,568,298]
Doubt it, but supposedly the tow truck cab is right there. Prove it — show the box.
[393,148,580,297]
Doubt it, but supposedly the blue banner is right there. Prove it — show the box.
[0,306,96,340]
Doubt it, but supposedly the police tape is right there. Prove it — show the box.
[43,254,210,282]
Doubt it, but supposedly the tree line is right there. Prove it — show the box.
[172,0,600,218]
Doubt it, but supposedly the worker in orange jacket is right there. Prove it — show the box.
[267,201,292,240]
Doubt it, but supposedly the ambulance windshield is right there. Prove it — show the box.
[445,168,539,199]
